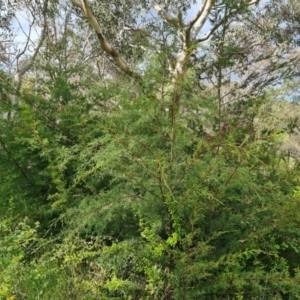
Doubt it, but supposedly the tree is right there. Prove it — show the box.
[36,67,300,299]
[0,0,50,84]
[1,0,300,299]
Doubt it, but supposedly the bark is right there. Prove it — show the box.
[190,0,216,40]
[70,0,141,80]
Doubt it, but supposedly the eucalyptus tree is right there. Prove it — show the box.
[67,0,300,165]
[69,0,299,90]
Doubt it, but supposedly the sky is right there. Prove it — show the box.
[11,1,208,46]
[5,0,263,71]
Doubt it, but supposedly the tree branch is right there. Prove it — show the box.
[70,0,83,10]
[14,0,49,83]
[196,19,224,42]
[248,0,260,5]
[188,0,208,30]
[70,0,141,80]
[193,0,260,43]
[190,0,216,40]
[151,0,180,27]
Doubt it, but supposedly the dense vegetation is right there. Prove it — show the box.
[1,0,300,299]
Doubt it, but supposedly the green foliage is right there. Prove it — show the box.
[0,217,39,298]
[11,68,296,299]
[1,38,300,300]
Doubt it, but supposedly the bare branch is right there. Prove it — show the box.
[15,15,34,62]
[71,0,141,80]
[196,20,224,42]
[70,0,83,10]
[188,0,208,29]
[249,0,260,5]
[14,0,49,83]
[190,0,216,41]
